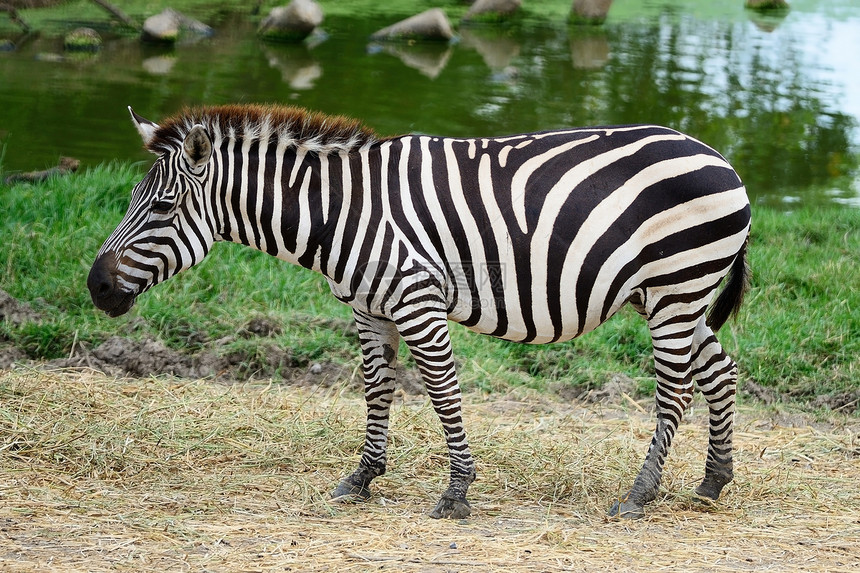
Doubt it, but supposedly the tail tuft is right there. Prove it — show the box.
[706,238,750,332]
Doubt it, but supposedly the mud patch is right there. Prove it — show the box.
[0,344,28,370]
[34,332,428,397]
[553,373,639,404]
[0,289,42,326]
[242,316,283,338]
[742,379,781,405]
[44,336,363,391]
[810,390,860,412]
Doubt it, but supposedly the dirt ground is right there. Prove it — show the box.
[1,368,859,572]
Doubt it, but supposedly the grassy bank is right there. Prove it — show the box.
[1,163,859,409]
[3,0,573,35]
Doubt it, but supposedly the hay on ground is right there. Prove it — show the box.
[1,368,859,572]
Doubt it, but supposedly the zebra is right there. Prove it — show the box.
[88,104,751,520]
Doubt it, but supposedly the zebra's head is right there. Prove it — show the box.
[87,107,215,317]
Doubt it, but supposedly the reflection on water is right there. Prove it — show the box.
[262,45,322,89]
[373,42,453,79]
[142,55,177,75]
[460,28,520,71]
[0,3,858,207]
[569,32,610,70]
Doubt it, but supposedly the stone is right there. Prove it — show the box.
[462,0,522,24]
[259,0,324,42]
[745,0,790,10]
[64,27,102,52]
[570,0,614,25]
[370,8,454,42]
[142,8,213,44]
[142,9,180,43]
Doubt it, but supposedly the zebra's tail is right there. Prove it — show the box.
[706,238,750,332]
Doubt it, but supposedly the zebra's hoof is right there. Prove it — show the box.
[694,473,732,500]
[608,499,645,520]
[331,481,372,502]
[429,495,471,519]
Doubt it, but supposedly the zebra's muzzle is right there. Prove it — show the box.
[87,252,137,317]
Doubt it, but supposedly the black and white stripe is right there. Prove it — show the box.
[89,105,750,519]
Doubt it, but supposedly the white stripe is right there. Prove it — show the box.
[255,129,270,254]
[271,137,288,258]
[224,138,240,243]
[295,166,314,265]
[325,152,352,279]
[238,138,255,247]
[319,153,330,224]
[289,147,307,188]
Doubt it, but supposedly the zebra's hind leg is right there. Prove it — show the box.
[331,311,400,502]
[609,313,698,519]
[397,310,475,519]
[690,319,736,500]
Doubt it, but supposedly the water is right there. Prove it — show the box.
[1,1,858,208]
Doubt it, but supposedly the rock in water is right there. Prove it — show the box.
[142,8,213,43]
[570,0,614,25]
[462,0,522,24]
[745,0,790,10]
[259,0,324,42]
[370,9,454,42]
[64,28,102,52]
[142,9,180,43]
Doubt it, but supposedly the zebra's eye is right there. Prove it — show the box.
[151,200,173,214]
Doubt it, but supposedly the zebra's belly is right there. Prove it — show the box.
[446,270,628,344]
[452,308,616,344]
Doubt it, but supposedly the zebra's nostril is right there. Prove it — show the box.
[87,252,119,304]
[96,280,112,298]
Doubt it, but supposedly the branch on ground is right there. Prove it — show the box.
[0,3,31,33]
[4,156,80,184]
[90,0,139,30]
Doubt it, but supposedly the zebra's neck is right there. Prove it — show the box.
[209,135,378,278]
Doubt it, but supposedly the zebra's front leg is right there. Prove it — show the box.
[398,311,475,519]
[331,311,400,502]
[610,320,696,519]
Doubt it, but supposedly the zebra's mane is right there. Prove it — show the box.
[146,104,381,155]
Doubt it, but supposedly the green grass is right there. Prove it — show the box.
[1,163,859,409]
[735,208,859,400]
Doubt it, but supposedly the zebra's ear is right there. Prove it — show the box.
[128,106,159,147]
[182,124,212,169]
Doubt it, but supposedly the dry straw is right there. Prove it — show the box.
[1,368,859,571]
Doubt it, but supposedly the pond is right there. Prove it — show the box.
[1,0,859,208]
